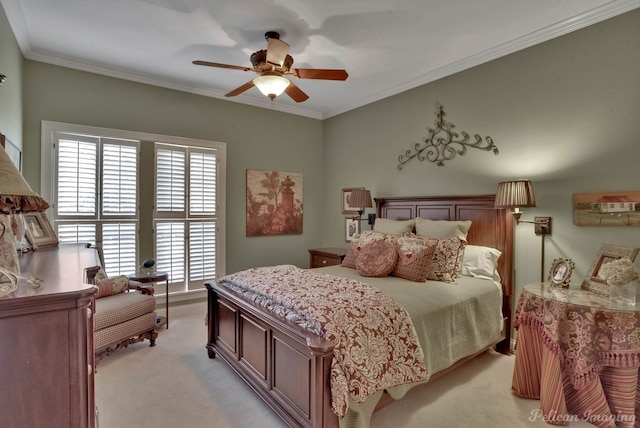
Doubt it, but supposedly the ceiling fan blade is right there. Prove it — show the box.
[284,81,309,103]
[225,80,255,97]
[266,37,289,67]
[193,60,252,72]
[291,68,348,81]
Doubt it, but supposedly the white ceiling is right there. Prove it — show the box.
[3,0,639,119]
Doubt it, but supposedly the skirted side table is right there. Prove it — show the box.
[512,282,640,427]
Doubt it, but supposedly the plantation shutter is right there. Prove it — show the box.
[189,149,217,216]
[102,141,138,216]
[54,133,139,275]
[44,121,226,292]
[56,134,98,216]
[155,144,218,289]
[189,221,216,282]
[156,147,186,215]
[102,223,137,275]
[155,221,185,282]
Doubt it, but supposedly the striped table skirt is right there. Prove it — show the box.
[512,323,637,427]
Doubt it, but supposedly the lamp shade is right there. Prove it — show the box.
[348,189,373,210]
[0,144,49,213]
[494,179,536,208]
[253,74,290,100]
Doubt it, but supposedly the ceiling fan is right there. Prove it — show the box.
[193,31,348,102]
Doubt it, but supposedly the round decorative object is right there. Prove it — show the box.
[142,259,155,268]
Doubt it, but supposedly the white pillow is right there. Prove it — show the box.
[374,218,415,236]
[415,218,472,241]
[461,245,502,282]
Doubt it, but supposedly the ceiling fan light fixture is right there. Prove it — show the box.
[253,74,290,100]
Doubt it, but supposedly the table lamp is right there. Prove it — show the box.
[495,179,552,281]
[348,189,373,219]
[0,144,49,296]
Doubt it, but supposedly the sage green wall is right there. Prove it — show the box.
[9,5,640,299]
[0,5,23,146]
[22,61,323,274]
[322,10,640,302]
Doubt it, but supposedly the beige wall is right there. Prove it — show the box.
[322,10,640,300]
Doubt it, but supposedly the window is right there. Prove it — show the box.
[155,145,218,290]
[54,132,139,276]
[41,122,226,295]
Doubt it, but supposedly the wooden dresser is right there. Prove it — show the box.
[0,244,99,428]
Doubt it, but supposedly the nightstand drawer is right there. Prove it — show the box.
[308,248,347,268]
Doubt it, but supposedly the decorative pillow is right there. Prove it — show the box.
[425,237,467,283]
[415,218,472,241]
[356,239,399,277]
[461,245,502,282]
[373,218,416,236]
[95,274,130,298]
[342,246,358,269]
[95,268,108,282]
[393,235,436,282]
[342,230,391,269]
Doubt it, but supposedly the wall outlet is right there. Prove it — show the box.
[534,217,552,235]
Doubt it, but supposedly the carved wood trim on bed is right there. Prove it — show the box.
[205,194,514,428]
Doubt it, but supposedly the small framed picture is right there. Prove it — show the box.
[342,187,364,214]
[581,243,639,295]
[23,212,59,248]
[548,258,575,288]
[345,217,360,242]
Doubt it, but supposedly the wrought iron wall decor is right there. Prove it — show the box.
[398,104,499,168]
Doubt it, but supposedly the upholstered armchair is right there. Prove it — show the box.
[84,265,158,364]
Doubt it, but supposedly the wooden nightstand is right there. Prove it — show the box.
[308,247,347,268]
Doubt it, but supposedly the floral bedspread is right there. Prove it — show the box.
[514,288,640,390]
[218,264,428,418]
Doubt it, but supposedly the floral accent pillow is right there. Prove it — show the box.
[393,235,436,282]
[95,274,130,298]
[425,237,467,283]
[356,239,399,277]
[341,247,358,268]
[342,230,391,269]
[95,268,108,282]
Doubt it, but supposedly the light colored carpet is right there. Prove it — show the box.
[95,301,592,428]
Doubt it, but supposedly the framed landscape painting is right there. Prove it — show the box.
[246,169,303,236]
[573,190,640,226]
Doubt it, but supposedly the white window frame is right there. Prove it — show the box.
[41,121,227,295]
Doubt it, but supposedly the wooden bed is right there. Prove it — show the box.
[205,194,513,428]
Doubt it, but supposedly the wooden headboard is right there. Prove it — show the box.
[376,194,514,353]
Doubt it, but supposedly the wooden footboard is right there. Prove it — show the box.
[205,281,339,428]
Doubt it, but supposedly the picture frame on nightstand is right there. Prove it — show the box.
[548,258,575,288]
[581,243,639,295]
